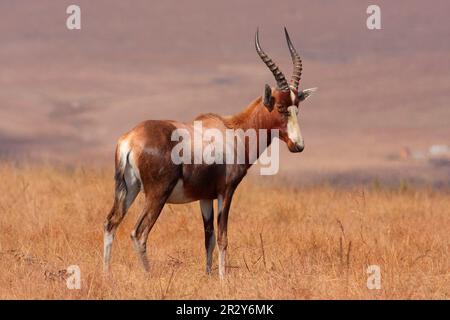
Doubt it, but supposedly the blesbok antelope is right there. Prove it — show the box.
[103,28,317,278]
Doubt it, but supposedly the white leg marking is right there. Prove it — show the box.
[287,106,303,146]
[200,200,215,274]
[103,230,114,272]
[217,195,226,279]
[219,249,226,279]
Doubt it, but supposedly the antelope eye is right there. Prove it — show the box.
[276,105,289,116]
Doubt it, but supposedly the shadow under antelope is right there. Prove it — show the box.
[103,28,317,278]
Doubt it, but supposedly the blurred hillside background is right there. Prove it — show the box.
[0,0,449,186]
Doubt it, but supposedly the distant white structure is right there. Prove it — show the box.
[398,144,450,161]
[429,145,450,156]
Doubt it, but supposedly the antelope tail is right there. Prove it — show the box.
[114,142,130,200]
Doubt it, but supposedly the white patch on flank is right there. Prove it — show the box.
[286,106,303,146]
[167,179,193,204]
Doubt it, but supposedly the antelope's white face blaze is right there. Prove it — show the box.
[286,89,304,151]
[287,105,303,147]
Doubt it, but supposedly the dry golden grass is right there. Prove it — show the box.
[0,163,449,299]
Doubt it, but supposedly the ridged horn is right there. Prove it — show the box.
[255,28,289,91]
[284,27,303,90]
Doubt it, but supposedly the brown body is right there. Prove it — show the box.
[103,28,317,278]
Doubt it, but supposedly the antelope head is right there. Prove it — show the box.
[256,27,317,153]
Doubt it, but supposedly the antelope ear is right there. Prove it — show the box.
[263,84,274,111]
[298,87,318,101]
